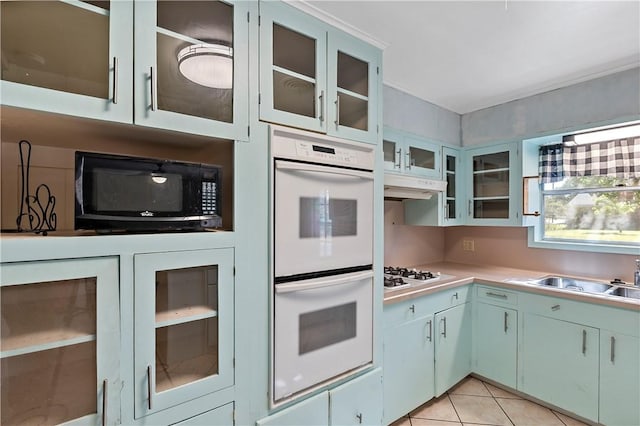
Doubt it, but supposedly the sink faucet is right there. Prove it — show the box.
[635,259,640,287]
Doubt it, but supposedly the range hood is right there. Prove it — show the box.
[384,172,447,200]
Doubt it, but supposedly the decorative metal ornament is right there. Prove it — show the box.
[15,140,57,235]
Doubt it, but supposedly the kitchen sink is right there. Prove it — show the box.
[605,286,640,300]
[531,276,612,293]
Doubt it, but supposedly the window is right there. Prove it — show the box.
[538,124,640,247]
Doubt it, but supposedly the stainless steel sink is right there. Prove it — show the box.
[605,286,640,300]
[531,276,612,293]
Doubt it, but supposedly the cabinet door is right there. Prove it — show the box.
[434,303,471,396]
[465,143,520,226]
[474,303,517,388]
[257,392,329,426]
[327,30,380,144]
[383,315,435,424]
[1,1,133,123]
[174,402,234,425]
[134,248,234,417]
[259,1,327,133]
[0,257,120,425]
[442,146,464,225]
[404,136,441,178]
[521,313,599,421]
[383,127,403,172]
[599,331,640,426]
[329,368,383,425]
[135,0,248,140]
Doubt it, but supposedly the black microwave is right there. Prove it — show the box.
[75,151,222,232]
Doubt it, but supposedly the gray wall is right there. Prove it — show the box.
[461,67,640,146]
[383,85,461,146]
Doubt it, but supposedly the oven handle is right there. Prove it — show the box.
[275,270,373,294]
[275,160,373,180]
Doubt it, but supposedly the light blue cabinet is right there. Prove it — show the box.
[383,128,441,178]
[133,248,234,419]
[434,302,472,396]
[383,314,434,424]
[1,1,133,123]
[464,142,521,226]
[0,257,121,425]
[134,0,249,140]
[599,331,640,426]
[259,1,380,144]
[174,402,234,425]
[474,302,517,388]
[257,392,329,426]
[329,368,383,425]
[521,313,599,421]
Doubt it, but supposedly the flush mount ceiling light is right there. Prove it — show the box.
[177,43,233,89]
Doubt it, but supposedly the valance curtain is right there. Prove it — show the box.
[539,137,640,183]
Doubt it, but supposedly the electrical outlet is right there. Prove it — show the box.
[463,239,475,251]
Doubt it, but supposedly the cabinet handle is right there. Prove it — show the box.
[551,304,560,311]
[102,379,108,426]
[487,292,508,299]
[112,57,118,104]
[319,90,324,123]
[582,330,587,355]
[356,413,362,424]
[406,150,412,170]
[426,319,433,342]
[441,317,447,338]
[395,148,402,169]
[444,203,449,220]
[147,365,153,410]
[504,311,508,333]
[334,97,340,130]
[409,304,415,313]
[149,67,156,111]
[453,292,459,300]
[610,336,615,363]
[468,200,472,216]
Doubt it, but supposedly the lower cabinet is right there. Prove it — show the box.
[257,368,383,426]
[0,257,121,425]
[599,331,640,426]
[474,302,517,388]
[173,402,234,426]
[521,313,599,421]
[434,302,472,396]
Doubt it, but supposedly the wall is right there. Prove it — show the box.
[461,67,640,146]
[384,85,461,146]
[444,226,637,283]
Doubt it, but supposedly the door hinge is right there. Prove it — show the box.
[233,357,236,368]
[258,93,261,105]
[233,409,236,423]
[377,124,379,134]
[233,267,236,276]
[247,11,250,23]
[248,126,250,138]
[258,14,261,26]
[376,66,379,75]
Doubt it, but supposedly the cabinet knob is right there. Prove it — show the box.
[356,413,363,424]
[409,304,415,313]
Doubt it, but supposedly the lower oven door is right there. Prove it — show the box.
[273,270,373,402]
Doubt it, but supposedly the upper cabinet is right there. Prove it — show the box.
[1,1,133,123]
[464,142,521,226]
[383,128,441,178]
[259,1,381,144]
[1,0,249,140]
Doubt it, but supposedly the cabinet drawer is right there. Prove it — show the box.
[477,286,518,306]
[174,402,234,425]
[384,286,470,327]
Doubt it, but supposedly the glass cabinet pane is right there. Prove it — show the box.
[383,140,398,164]
[409,146,435,170]
[474,200,509,219]
[473,151,509,171]
[473,170,510,198]
[156,1,234,122]
[336,52,368,131]
[154,265,219,393]
[1,1,110,99]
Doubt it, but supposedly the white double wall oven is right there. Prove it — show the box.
[270,126,375,405]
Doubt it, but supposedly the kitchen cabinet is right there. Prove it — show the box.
[133,248,234,418]
[599,331,640,426]
[434,302,472,396]
[521,313,599,422]
[257,392,329,426]
[383,128,441,178]
[0,257,120,425]
[1,1,133,123]
[173,402,234,425]
[474,301,517,388]
[464,142,521,226]
[259,1,380,144]
[1,0,249,140]
[134,0,248,139]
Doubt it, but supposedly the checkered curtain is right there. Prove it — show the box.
[539,137,640,183]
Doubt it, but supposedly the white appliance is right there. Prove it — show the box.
[384,172,447,200]
[270,126,375,404]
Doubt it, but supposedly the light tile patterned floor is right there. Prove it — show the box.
[389,376,590,426]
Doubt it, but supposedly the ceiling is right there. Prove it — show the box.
[304,1,640,114]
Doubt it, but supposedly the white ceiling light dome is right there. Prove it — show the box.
[177,43,233,89]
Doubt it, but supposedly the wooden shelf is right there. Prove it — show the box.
[1,333,96,359]
[155,306,218,329]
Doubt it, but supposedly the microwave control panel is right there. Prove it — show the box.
[201,180,218,215]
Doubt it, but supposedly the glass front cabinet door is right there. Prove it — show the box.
[259,1,380,144]
[0,1,133,122]
[134,0,248,140]
[465,142,520,226]
[134,248,234,418]
[0,257,120,425]
[442,146,464,225]
[382,128,441,178]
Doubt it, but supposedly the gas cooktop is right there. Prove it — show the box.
[383,266,453,292]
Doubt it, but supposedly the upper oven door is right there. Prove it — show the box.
[274,159,374,279]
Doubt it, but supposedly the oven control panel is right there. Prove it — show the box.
[295,141,358,164]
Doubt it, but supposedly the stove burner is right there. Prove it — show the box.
[384,267,438,280]
[384,276,408,288]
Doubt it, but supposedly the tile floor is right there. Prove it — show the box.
[389,376,591,426]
